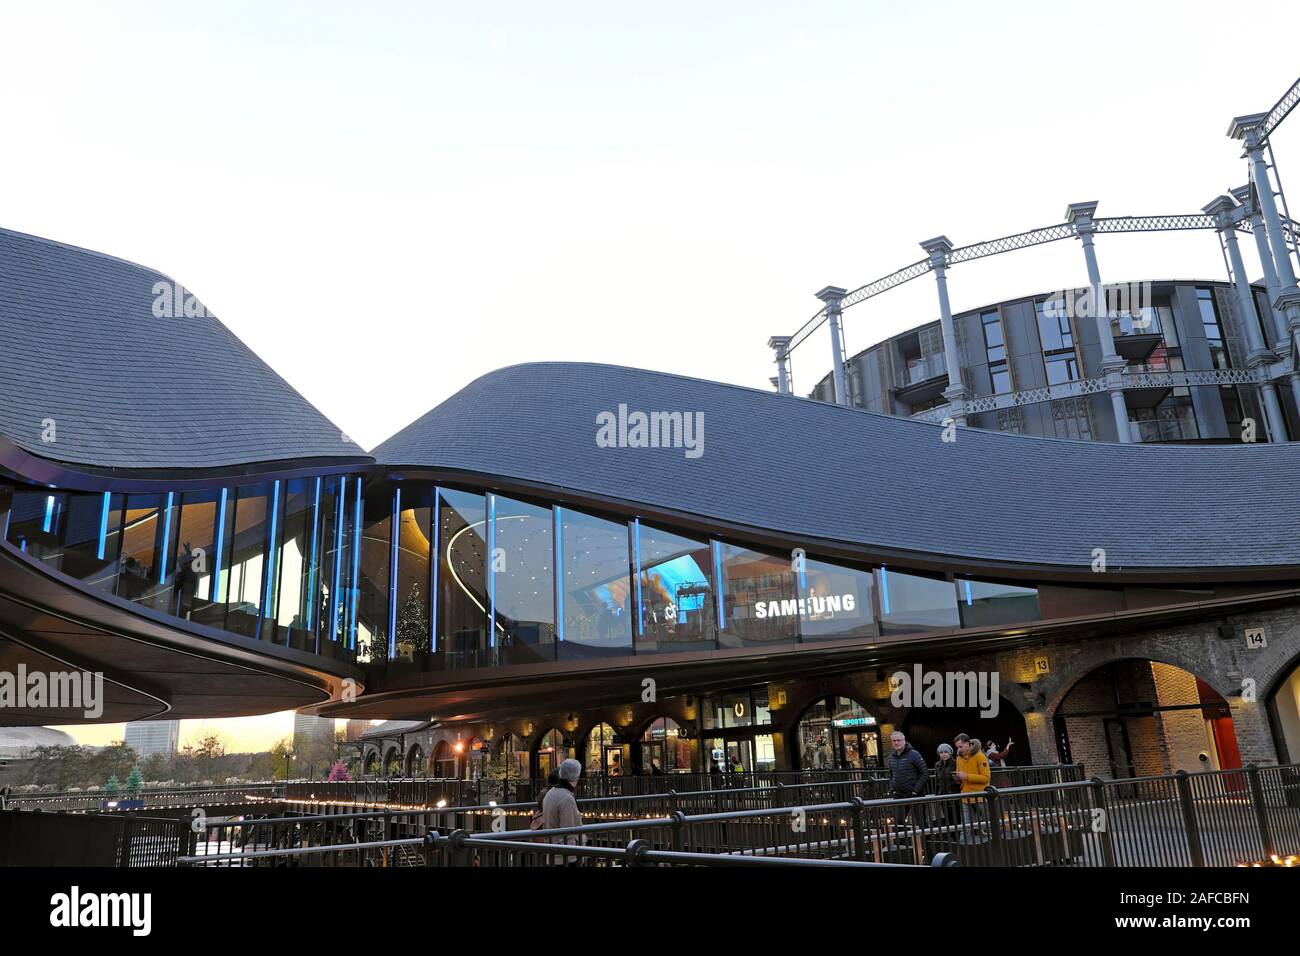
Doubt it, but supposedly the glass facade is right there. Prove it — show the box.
[2,475,1053,673]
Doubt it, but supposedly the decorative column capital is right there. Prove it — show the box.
[814,286,847,311]
[766,335,792,359]
[918,236,953,269]
[1275,288,1300,324]
[1228,113,1269,149]
[1201,194,1240,231]
[1065,201,1100,237]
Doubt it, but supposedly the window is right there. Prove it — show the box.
[635,523,715,652]
[1197,288,1230,370]
[796,696,881,770]
[981,310,1011,394]
[437,489,487,670]
[877,567,960,635]
[797,557,878,641]
[584,722,621,776]
[957,578,1040,628]
[640,717,690,773]
[702,689,771,730]
[490,495,555,665]
[558,507,632,659]
[718,543,799,648]
[391,488,433,668]
[1036,298,1080,384]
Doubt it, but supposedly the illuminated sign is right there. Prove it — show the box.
[832,716,876,728]
[754,594,857,620]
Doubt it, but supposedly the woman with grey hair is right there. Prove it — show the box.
[541,758,585,865]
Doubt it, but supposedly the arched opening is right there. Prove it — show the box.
[459,737,486,781]
[382,746,401,777]
[794,696,882,770]
[432,741,457,778]
[405,744,424,777]
[533,728,571,779]
[1054,659,1240,780]
[638,717,690,774]
[496,732,530,781]
[899,695,1030,768]
[1271,655,1300,764]
[582,722,622,777]
[362,749,379,776]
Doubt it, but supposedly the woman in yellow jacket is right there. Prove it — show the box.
[952,734,990,842]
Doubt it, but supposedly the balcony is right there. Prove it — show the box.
[894,353,948,406]
[1110,313,1163,361]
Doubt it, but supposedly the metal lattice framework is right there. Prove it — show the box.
[1261,75,1300,142]
[947,223,1076,264]
[1093,214,1217,233]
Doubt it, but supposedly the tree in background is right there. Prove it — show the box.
[125,766,143,798]
[327,761,352,782]
[103,773,120,797]
[270,739,293,781]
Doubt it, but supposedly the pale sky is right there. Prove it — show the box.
[8,2,1300,750]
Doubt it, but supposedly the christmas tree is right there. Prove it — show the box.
[395,582,431,655]
[125,766,143,797]
[104,773,120,797]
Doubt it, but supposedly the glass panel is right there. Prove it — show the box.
[718,543,798,648]
[60,493,121,593]
[6,490,66,565]
[116,493,175,613]
[356,487,391,665]
[490,495,555,665]
[1036,299,1073,350]
[798,557,878,641]
[437,488,487,670]
[392,487,433,669]
[957,578,1040,628]
[172,491,217,622]
[558,507,632,660]
[270,480,311,648]
[1045,351,1079,384]
[583,722,619,777]
[877,567,960,635]
[220,484,269,637]
[640,717,690,773]
[797,696,879,769]
[635,524,715,653]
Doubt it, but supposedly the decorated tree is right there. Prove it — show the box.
[395,583,430,656]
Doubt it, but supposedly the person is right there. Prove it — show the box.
[953,733,991,842]
[928,743,961,830]
[986,737,1014,769]
[541,758,585,865]
[886,731,928,825]
[530,768,561,832]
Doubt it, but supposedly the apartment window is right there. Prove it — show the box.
[980,310,1011,394]
[1036,298,1080,384]
[1196,288,1230,370]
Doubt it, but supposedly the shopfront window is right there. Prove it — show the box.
[702,689,771,730]
[497,732,530,781]
[957,578,1040,628]
[583,722,623,777]
[216,484,269,637]
[639,717,689,773]
[490,495,556,665]
[718,543,798,648]
[355,488,391,664]
[437,489,487,670]
[534,728,571,778]
[116,492,176,614]
[558,507,631,660]
[796,696,880,770]
[391,488,433,669]
[635,523,715,653]
[798,557,878,641]
[877,567,960,635]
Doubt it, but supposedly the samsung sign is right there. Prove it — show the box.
[753,594,856,619]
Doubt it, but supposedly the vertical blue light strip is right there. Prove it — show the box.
[306,476,322,640]
[880,566,892,615]
[388,486,400,660]
[712,540,725,630]
[962,579,973,606]
[261,482,280,622]
[349,478,362,650]
[554,506,565,641]
[329,477,345,644]
[159,492,174,584]
[486,494,496,649]
[212,488,227,600]
[632,518,642,636]
[96,492,110,560]
[42,495,54,533]
[430,487,440,653]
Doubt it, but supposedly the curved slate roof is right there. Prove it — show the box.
[374,362,1300,572]
[0,227,370,471]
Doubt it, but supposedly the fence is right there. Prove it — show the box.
[0,808,191,866]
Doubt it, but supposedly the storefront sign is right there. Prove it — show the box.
[754,593,856,619]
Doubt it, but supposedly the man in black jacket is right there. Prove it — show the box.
[887,731,928,826]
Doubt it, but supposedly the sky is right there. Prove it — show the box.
[6,1,1299,750]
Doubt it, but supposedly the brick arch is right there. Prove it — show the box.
[1042,642,1229,720]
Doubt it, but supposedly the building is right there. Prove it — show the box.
[0,727,76,786]
[3,106,1300,785]
[123,721,180,759]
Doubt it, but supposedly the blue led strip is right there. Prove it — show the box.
[487,494,496,649]
[388,486,400,660]
[962,579,973,606]
[42,495,54,534]
[212,488,228,600]
[96,492,110,560]
[880,566,892,615]
[328,477,346,644]
[348,478,362,650]
[632,518,642,636]
[712,540,725,630]
[554,506,565,641]
[260,482,280,633]
[430,487,440,653]
[159,492,174,584]
[306,476,322,641]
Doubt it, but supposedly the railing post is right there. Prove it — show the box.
[774,782,786,809]
[850,796,866,861]
[447,828,472,867]
[1246,763,1275,860]
[1089,776,1117,867]
[1174,770,1206,867]
[669,809,686,853]
[985,787,1006,866]
[118,814,135,868]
